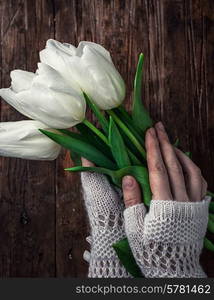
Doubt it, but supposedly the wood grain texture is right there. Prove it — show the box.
[0,0,213,277]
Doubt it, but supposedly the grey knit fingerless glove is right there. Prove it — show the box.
[81,171,131,278]
[124,197,210,278]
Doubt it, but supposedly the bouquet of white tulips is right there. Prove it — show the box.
[0,39,213,277]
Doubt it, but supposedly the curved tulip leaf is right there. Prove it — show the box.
[132,53,153,132]
[204,237,214,252]
[109,117,131,168]
[108,110,147,160]
[39,129,117,170]
[118,127,145,163]
[65,165,152,206]
[113,238,143,278]
[108,117,142,165]
[83,92,109,135]
[61,126,114,161]
[127,150,142,166]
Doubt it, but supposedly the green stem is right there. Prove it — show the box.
[114,106,145,146]
[107,110,146,160]
[83,119,109,145]
[65,165,113,177]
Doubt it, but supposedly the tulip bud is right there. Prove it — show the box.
[40,39,126,110]
[0,120,61,160]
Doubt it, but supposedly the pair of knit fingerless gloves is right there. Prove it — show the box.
[81,172,210,278]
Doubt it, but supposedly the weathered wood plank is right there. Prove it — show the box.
[0,0,56,277]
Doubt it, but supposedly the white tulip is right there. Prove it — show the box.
[40,39,125,110]
[0,65,86,129]
[0,120,61,160]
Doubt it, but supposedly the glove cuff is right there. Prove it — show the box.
[143,196,211,245]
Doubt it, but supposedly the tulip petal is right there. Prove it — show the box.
[39,39,125,110]
[0,88,33,119]
[16,83,86,129]
[77,41,112,63]
[36,63,81,93]
[0,120,61,160]
[79,45,125,109]
[39,40,77,85]
[46,39,76,56]
[10,70,35,93]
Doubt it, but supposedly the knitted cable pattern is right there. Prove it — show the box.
[124,197,211,278]
[81,171,131,278]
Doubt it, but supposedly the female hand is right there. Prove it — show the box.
[122,121,208,206]
[122,122,210,277]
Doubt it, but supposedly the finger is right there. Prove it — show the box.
[81,157,95,167]
[122,175,142,208]
[155,122,189,202]
[174,148,205,202]
[145,127,172,200]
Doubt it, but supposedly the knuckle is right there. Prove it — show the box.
[160,134,169,143]
[150,161,166,174]
[169,160,182,173]
[124,196,140,207]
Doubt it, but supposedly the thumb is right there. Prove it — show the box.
[122,175,142,208]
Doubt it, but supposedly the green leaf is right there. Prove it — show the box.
[208,218,214,234]
[185,151,192,159]
[207,190,214,198]
[39,129,117,170]
[132,53,153,132]
[118,127,145,163]
[209,213,214,222]
[109,117,131,168]
[114,106,144,143]
[70,150,81,165]
[61,126,114,161]
[65,165,152,206]
[209,202,214,213]
[204,237,214,252]
[83,92,109,134]
[113,238,143,278]
[108,110,146,160]
[127,149,142,165]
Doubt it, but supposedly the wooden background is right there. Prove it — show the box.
[0,0,213,277]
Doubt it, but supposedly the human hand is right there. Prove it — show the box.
[122,121,208,206]
[122,122,210,277]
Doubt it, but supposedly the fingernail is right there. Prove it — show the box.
[122,176,135,189]
[156,122,165,130]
